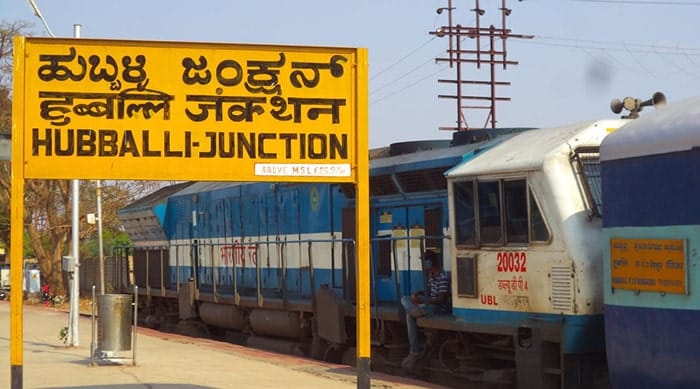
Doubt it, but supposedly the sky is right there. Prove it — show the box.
[2,0,699,148]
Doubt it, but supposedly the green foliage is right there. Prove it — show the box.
[58,326,68,344]
[22,230,35,258]
[0,21,148,300]
[0,21,142,298]
[0,20,33,254]
[80,229,132,258]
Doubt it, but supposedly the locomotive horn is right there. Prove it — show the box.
[610,91,667,118]
[640,91,666,109]
[610,98,624,114]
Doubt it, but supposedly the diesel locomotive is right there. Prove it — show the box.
[117,93,695,388]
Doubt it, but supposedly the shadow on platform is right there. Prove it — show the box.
[43,385,216,389]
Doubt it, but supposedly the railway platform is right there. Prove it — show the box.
[0,300,444,389]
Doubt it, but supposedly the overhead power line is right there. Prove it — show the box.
[566,0,700,5]
[367,0,700,106]
[371,65,448,105]
[370,37,436,81]
[370,55,440,96]
[515,35,700,78]
[519,36,700,56]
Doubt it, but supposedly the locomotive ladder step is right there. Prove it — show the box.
[543,367,562,375]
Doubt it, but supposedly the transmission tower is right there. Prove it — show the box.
[431,0,532,131]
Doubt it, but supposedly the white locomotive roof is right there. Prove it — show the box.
[600,96,700,162]
[446,119,627,178]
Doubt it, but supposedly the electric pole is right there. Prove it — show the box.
[431,0,533,130]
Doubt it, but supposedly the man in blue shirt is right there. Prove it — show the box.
[400,250,450,370]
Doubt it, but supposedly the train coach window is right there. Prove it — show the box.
[453,180,476,245]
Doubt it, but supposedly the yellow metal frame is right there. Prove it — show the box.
[10,36,371,389]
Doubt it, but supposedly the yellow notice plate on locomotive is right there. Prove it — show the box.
[610,238,686,294]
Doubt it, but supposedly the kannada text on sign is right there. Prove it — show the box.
[18,38,361,182]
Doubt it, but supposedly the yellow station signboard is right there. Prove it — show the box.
[610,238,687,294]
[15,37,364,182]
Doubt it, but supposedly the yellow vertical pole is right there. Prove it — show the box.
[10,36,26,389]
[354,48,370,389]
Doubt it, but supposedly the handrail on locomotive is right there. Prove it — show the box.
[113,233,449,316]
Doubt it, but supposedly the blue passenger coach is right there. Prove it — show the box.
[601,97,700,389]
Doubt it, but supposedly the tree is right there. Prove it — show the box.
[0,21,74,295]
[24,179,72,294]
[1,22,129,294]
[0,21,32,261]
[0,20,172,296]
[78,180,136,259]
[0,87,11,247]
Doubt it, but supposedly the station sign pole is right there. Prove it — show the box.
[10,36,26,389]
[354,49,370,389]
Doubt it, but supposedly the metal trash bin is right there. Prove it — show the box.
[97,294,132,351]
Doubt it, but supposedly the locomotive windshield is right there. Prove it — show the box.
[453,178,550,247]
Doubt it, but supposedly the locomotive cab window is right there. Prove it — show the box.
[572,146,603,217]
[504,180,528,244]
[529,189,550,242]
[478,181,503,244]
[452,178,550,247]
[453,180,476,246]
